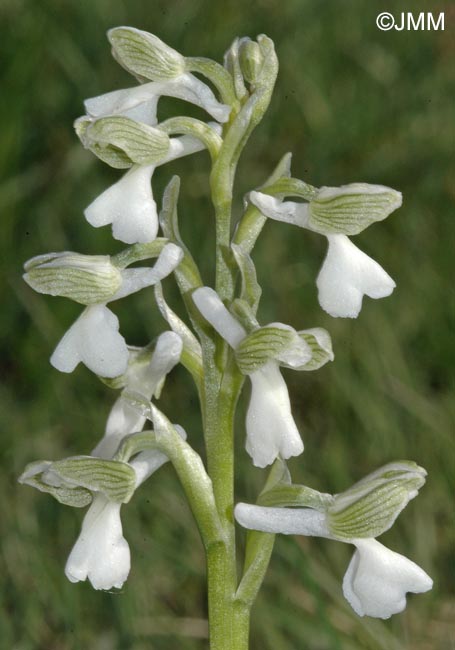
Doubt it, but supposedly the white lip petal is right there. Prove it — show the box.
[85,165,158,244]
[65,495,130,590]
[246,362,303,467]
[50,305,128,378]
[234,503,330,537]
[343,538,433,619]
[316,234,395,318]
[192,287,247,348]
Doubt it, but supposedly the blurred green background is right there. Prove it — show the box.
[1,0,453,648]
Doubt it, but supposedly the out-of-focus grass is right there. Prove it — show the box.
[1,0,453,648]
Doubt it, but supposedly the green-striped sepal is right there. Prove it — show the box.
[308,183,402,236]
[327,461,427,540]
[23,252,122,305]
[75,115,170,169]
[108,27,185,81]
[235,323,333,374]
[19,456,137,505]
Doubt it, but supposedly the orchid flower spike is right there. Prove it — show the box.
[250,183,402,318]
[23,244,183,378]
[235,461,432,618]
[84,128,220,244]
[193,287,333,467]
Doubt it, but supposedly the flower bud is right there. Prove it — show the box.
[309,183,402,236]
[75,116,170,169]
[238,38,263,85]
[108,27,185,81]
[328,461,427,540]
[23,252,123,305]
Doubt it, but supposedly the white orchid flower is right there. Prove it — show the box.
[50,243,183,378]
[192,286,309,467]
[64,421,187,591]
[234,503,432,619]
[64,431,186,591]
[84,130,220,244]
[65,335,186,591]
[250,185,401,318]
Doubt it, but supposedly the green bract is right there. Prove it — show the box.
[23,252,123,305]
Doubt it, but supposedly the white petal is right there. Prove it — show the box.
[249,191,310,228]
[92,396,142,459]
[84,84,160,125]
[246,362,303,467]
[316,234,395,318]
[192,287,246,348]
[158,73,230,122]
[111,244,183,300]
[65,495,130,590]
[84,76,229,124]
[160,134,205,163]
[50,305,128,378]
[234,503,330,537]
[343,538,433,619]
[85,165,158,244]
[92,332,182,459]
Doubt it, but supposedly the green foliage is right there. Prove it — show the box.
[1,0,452,648]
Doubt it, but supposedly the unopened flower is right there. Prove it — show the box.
[250,183,401,318]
